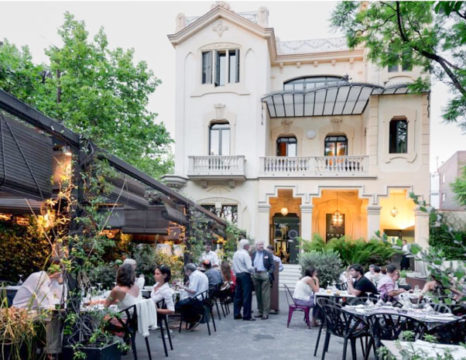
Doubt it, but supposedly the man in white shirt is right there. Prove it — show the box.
[232,239,255,321]
[175,263,209,330]
[200,243,219,267]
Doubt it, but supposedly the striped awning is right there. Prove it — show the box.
[262,83,410,118]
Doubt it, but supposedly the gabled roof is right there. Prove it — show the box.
[168,5,277,61]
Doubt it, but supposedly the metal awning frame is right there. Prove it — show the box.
[262,83,412,118]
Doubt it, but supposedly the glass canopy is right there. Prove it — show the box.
[262,83,409,118]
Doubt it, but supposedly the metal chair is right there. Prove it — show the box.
[313,297,340,357]
[320,304,369,360]
[365,313,427,359]
[156,299,174,357]
[283,284,312,328]
[425,315,466,344]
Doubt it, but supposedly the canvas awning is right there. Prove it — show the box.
[262,83,410,118]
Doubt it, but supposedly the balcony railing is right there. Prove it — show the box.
[188,155,246,179]
[260,156,369,177]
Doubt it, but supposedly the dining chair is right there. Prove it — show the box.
[365,313,427,360]
[156,299,174,357]
[313,297,340,357]
[320,304,369,360]
[424,315,466,344]
[177,290,216,335]
[283,284,312,328]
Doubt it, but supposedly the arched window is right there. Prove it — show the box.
[389,118,408,153]
[325,135,347,156]
[283,76,348,91]
[209,122,230,155]
[277,136,297,156]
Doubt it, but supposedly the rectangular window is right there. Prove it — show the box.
[215,51,226,86]
[228,49,240,83]
[220,205,238,224]
[389,119,408,153]
[202,51,212,84]
[388,64,399,72]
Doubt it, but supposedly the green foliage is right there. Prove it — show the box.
[409,192,466,260]
[224,223,245,261]
[332,1,466,128]
[300,233,400,269]
[0,12,173,178]
[452,166,466,207]
[298,250,342,288]
[0,220,51,283]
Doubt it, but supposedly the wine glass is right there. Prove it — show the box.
[17,274,24,285]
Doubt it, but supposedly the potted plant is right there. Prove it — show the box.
[63,308,124,360]
[0,305,41,360]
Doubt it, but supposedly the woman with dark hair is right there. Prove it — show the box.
[90,264,139,309]
[151,265,175,315]
[220,260,236,294]
[292,266,320,326]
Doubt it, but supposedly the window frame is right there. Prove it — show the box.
[202,48,240,86]
[389,118,408,154]
[209,122,231,156]
[276,136,297,157]
[324,135,348,157]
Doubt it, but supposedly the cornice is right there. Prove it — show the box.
[273,48,364,66]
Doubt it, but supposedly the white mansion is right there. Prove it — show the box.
[163,3,430,263]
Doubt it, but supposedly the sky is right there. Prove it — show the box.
[0,0,464,173]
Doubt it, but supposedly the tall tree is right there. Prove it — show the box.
[0,13,173,178]
[332,1,466,129]
[452,166,466,207]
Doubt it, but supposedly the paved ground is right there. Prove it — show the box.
[123,292,374,360]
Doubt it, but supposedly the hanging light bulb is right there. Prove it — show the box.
[332,192,343,226]
[391,206,398,217]
[280,207,288,216]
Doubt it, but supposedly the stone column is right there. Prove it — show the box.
[366,205,381,240]
[414,206,429,249]
[300,204,313,242]
[257,203,271,246]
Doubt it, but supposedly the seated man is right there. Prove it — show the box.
[346,264,378,297]
[175,263,209,329]
[12,259,64,360]
[377,264,406,301]
[202,260,223,295]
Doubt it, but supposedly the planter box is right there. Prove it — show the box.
[63,342,121,360]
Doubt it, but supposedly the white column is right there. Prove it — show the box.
[256,203,271,246]
[367,205,381,240]
[414,206,429,249]
[300,205,313,242]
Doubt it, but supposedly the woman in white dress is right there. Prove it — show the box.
[292,266,320,326]
[151,265,175,315]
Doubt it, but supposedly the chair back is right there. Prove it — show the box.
[426,316,466,344]
[118,304,138,334]
[367,313,427,348]
[430,302,452,314]
[283,284,295,307]
[321,304,347,337]
[316,296,339,309]
[156,299,166,325]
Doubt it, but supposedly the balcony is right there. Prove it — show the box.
[260,156,370,177]
[188,155,246,181]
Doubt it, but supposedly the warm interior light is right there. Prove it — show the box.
[280,207,288,216]
[0,213,12,221]
[62,146,72,157]
[332,210,343,227]
[391,206,398,217]
[15,216,30,226]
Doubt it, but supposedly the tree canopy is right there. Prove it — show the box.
[331,1,466,129]
[0,12,173,178]
[452,165,466,207]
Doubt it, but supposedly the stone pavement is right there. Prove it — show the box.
[123,292,375,360]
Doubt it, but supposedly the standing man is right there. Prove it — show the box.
[232,239,255,321]
[346,264,378,297]
[251,240,275,320]
[400,240,411,270]
[200,242,220,267]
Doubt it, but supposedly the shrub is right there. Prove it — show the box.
[298,250,342,288]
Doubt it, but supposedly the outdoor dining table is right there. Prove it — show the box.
[342,304,460,328]
[381,339,466,359]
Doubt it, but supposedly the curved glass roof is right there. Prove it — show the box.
[262,83,410,118]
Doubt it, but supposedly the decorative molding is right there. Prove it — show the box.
[276,37,348,55]
[214,103,226,120]
[281,119,293,132]
[212,20,229,37]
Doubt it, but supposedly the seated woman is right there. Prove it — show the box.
[91,264,139,310]
[151,265,175,315]
[422,274,463,302]
[292,266,320,326]
[219,261,236,301]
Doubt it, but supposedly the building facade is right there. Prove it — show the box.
[164,3,430,262]
[438,151,466,211]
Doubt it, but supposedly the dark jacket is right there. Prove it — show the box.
[251,250,275,281]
